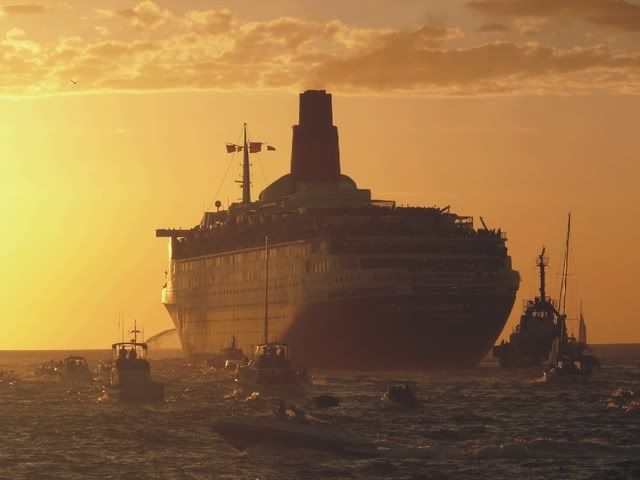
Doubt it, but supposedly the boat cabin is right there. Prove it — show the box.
[237,343,308,388]
[110,341,151,387]
[222,336,245,361]
[57,356,92,381]
[253,343,291,369]
[109,341,164,401]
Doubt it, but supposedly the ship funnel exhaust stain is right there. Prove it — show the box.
[290,90,341,182]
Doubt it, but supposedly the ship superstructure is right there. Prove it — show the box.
[156,90,520,369]
[493,247,562,367]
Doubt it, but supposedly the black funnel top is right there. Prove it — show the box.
[290,90,341,182]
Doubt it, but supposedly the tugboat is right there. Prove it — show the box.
[110,323,164,402]
[236,235,309,395]
[57,356,92,382]
[493,247,563,368]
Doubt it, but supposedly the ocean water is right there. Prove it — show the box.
[1,345,639,480]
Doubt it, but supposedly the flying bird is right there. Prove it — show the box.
[70,79,78,85]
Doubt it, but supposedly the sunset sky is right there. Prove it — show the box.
[1,0,639,349]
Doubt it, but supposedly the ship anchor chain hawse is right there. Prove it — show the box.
[156,90,521,369]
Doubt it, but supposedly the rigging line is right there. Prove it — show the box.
[245,124,269,192]
[209,151,235,211]
[207,126,244,211]
[558,213,571,316]
[258,148,268,189]
[572,232,580,316]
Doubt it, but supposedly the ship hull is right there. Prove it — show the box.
[165,293,514,369]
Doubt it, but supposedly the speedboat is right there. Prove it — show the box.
[36,360,63,376]
[211,414,378,456]
[57,356,92,382]
[236,343,309,396]
[382,382,418,407]
[110,341,164,402]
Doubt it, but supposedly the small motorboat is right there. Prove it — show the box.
[543,336,599,384]
[543,363,589,384]
[312,394,340,408]
[57,356,92,382]
[236,343,309,396]
[543,353,599,384]
[211,412,377,456]
[235,238,309,396]
[94,358,113,375]
[539,215,599,385]
[110,341,164,402]
[36,360,62,376]
[382,383,418,407]
[207,335,249,369]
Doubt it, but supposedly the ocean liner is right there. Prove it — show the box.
[156,90,520,369]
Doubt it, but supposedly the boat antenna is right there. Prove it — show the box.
[264,234,269,344]
[242,123,251,204]
[130,319,141,344]
[537,246,548,301]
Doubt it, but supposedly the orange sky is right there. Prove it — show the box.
[1,0,639,348]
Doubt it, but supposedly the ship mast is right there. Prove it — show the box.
[224,124,274,205]
[242,123,251,204]
[558,213,571,315]
[264,235,269,344]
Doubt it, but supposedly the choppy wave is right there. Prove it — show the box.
[0,345,639,479]
[475,439,640,459]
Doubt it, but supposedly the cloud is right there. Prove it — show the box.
[6,27,25,38]
[95,26,109,37]
[478,22,511,32]
[184,8,234,35]
[1,9,640,97]
[515,17,547,34]
[310,40,640,95]
[468,0,640,33]
[1,3,45,15]
[99,0,172,30]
